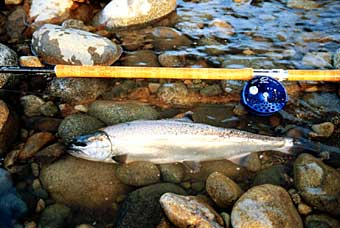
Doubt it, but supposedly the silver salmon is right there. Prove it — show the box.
[68,119,340,164]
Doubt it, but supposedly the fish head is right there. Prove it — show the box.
[68,131,116,162]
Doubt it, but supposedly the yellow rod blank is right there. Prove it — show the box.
[55,65,340,81]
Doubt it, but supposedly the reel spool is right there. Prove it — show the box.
[241,76,288,116]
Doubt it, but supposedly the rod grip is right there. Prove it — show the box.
[55,65,254,80]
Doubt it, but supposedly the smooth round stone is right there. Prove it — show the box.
[294,153,340,216]
[160,193,224,228]
[38,203,71,228]
[158,52,186,67]
[333,48,340,69]
[87,100,159,125]
[116,161,160,187]
[157,82,188,105]
[92,0,177,29]
[20,95,45,117]
[159,163,185,184]
[231,184,303,228]
[28,0,74,28]
[58,114,105,143]
[206,172,243,208]
[302,52,332,69]
[311,122,334,138]
[200,84,223,96]
[0,100,19,156]
[305,214,340,228]
[121,50,160,67]
[252,165,292,188]
[32,24,122,65]
[151,27,192,51]
[46,78,109,104]
[0,43,17,88]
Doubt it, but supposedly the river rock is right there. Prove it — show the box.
[158,51,187,67]
[116,161,160,187]
[305,214,340,228]
[20,95,45,117]
[28,0,74,28]
[159,163,185,184]
[252,165,292,188]
[34,143,65,164]
[200,84,223,96]
[287,0,319,10]
[157,82,189,105]
[91,0,177,29]
[0,100,18,156]
[5,0,22,4]
[121,50,160,67]
[0,43,17,88]
[311,122,334,138]
[46,78,109,104]
[40,156,131,220]
[87,100,159,125]
[206,172,243,208]
[6,6,26,43]
[294,153,340,216]
[114,183,186,228]
[231,184,303,228]
[334,48,340,69]
[160,193,224,228]
[18,132,55,160]
[58,114,105,143]
[151,27,192,51]
[302,52,332,69]
[32,24,122,65]
[303,92,340,113]
[38,203,72,228]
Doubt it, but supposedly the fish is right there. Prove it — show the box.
[67,118,340,165]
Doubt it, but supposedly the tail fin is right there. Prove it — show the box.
[292,138,340,161]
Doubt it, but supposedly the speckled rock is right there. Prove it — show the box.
[0,100,18,156]
[157,82,189,105]
[46,78,109,104]
[160,193,224,228]
[38,203,72,228]
[151,27,192,51]
[40,156,132,220]
[115,183,186,228]
[231,184,303,228]
[20,95,45,117]
[116,161,160,187]
[305,214,340,228]
[206,172,243,208]
[121,50,160,67]
[334,48,340,69]
[158,51,187,67]
[294,153,340,216]
[28,0,74,28]
[252,165,292,188]
[200,84,223,96]
[302,52,332,69]
[287,0,319,10]
[40,101,59,117]
[32,24,122,65]
[87,100,159,125]
[92,0,177,29]
[0,43,17,88]
[159,163,185,184]
[58,114,105,143]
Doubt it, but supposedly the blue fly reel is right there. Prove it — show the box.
[241,76,288,116]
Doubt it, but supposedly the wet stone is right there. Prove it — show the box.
[231,184,303,228]
[157,82,189,105]
[20,95,45,117]
[334,48,340,69]
[158,51,187,67]
[5,0,22,4]
[88,100,159,125]
[0,43,18,88]
[46,78,109,104]
[24,117,62,133]
[32,24,122,65]
[121,50,160,67]
[58,114,105,143]
[311,122,334,138]
[159,163,185,184]
[116,161,161,187]
[151,27,192,51]
[40,101,59,117]
[18,132,55,160]
[287,0,319,10]
[40,156,132,221]
[252,165,292,188]
[305,214,340,228]
[61,19,92,31]
[6,6,26,43]
[28,0,74,28]
[294,153,340,216]
[19,56,44,67]
[160,193,224,228]
[115,183,186,228]
[302,52,332,69]
[208,19,234,39]
[91,0,177,29]
[206,172,243,208]
[221,55,274,69]
[0,100,18,156]
[34,143,65,164]
[200,84,223,97]
[38,203,72,228]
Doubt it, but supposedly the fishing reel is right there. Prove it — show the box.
[241,70,288,116]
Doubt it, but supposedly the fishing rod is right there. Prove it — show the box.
[1,65,340,116]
